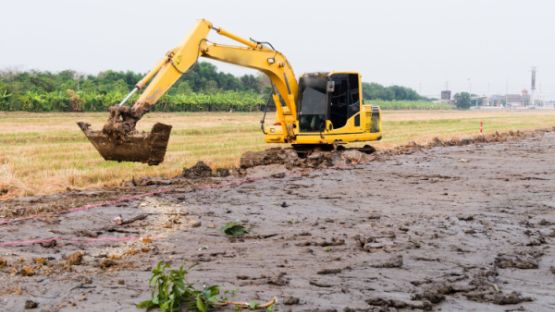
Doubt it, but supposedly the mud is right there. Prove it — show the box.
[1,129,555,311]
[78,121,172,166]
[182,161,214,179]
[239,146,374,170]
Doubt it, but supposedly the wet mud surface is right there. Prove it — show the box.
[1,131,555,311]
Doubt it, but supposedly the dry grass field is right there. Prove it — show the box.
[1,110,555,199]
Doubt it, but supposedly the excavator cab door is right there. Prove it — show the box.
[297,74,329,133]
[327,73,361,131]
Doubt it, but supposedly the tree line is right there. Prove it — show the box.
[362,82,425,101]
[0,62,269,112]
[0,63,425,112]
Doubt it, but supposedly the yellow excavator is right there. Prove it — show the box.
[78,19,382,165]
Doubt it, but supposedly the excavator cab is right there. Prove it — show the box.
[276,72,381,146]
[298,72,362,133]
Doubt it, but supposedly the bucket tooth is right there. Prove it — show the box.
[77,122,172,165]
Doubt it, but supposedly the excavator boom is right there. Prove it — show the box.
[79,19,297,165]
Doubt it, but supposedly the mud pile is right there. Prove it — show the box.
[239,128,555,171]
[239,147,375,170]
[182,161,213,178]
[383,127,555,156]
[77,119,171,165]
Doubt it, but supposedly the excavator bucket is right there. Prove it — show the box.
[77,122,172,165]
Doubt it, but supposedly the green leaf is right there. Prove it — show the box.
[196,295,207,312]
[136,300,155,309]
[221,222,248,237]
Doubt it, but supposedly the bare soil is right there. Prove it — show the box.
[1,129,555,311]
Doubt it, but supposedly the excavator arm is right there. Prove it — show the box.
[79,19,298,165]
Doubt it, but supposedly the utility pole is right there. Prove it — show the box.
[530,67,536,107]
[467,78,472,94]
[467,78,473,106]
[505,80,509,108]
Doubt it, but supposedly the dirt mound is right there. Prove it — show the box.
[239,147,374,170]
[239,148,298,168]
[182,161,213,178]
[383,127,554,156]
[239,128,555,171]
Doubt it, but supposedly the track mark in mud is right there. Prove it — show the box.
[317,268,344,275]
[370,255,403,268]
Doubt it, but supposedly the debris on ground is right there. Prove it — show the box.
[65,251,84,266]
[20,266,35,277]
[494,253,539,269]
[24,300,38,309]
[371,255,403,268]
[221,221,248,237]
[214,168,230,177]
[182,161,213,178]
[239,147,297,168]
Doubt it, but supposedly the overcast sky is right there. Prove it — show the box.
[2,0,554,98]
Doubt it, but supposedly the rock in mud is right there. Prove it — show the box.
[492,291,533,305]
[39,239,57,248]
[214,168,230,177]
[309,279,333,288]
[240,148,298,169]
[413,281,456,304]
[317,238,345,247]
[267,272,289,286]
[466,290,532,305]
[317,268,342,275]
[456,214,474,221]
[305,151,334,168]
[182,161,212,178]
[65,251,84,266]
[271,172,286,179]
[366,296,431,310]
[20,266,36,276]
[340,149,373,164]
[282,296,300,305]
[494,254,538,269]
[139,178,173,186]
[99,259,117,269]
[371,255,403,268]
[24,300,38,309]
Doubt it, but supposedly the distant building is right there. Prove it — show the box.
[440,90,451,101]
[543,101,555,109]
[505,90,530,107]
[488,95,505,106]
